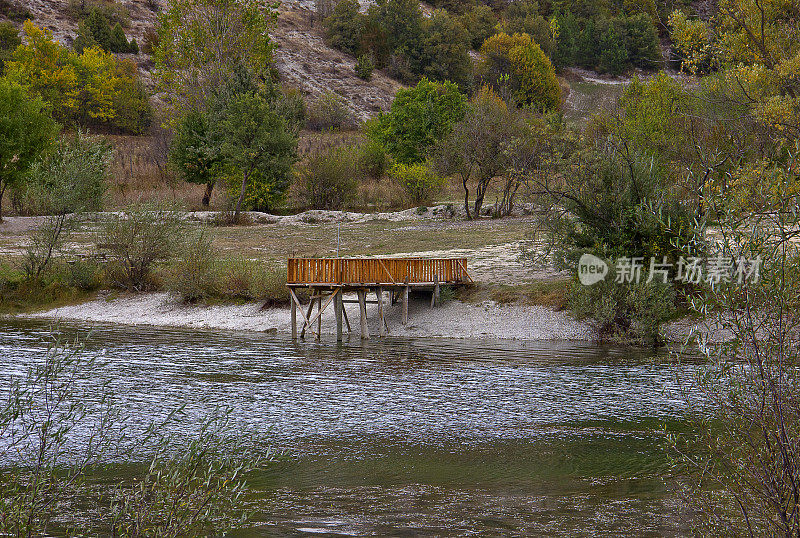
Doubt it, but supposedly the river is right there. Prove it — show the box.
[0,319,702,536]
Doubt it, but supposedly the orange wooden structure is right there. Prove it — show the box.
[286,257,472,342]
[287,257,471,286]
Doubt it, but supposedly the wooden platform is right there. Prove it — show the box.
[286,257,472,341]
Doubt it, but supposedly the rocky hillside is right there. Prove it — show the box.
[8,0,402,120]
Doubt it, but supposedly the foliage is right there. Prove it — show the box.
[153,0,277,119]
[208,70,297,218]
[0,21,20,71]
[355,53,374,80]
[370,78,467,164]
[416,9,473,90]
[432,86,525,218]
[323,0,363,56]
[324,0,472,88]
[306,91,356,131]
[66,0,131,27]
[74,9,139,54]
[168,228,218,302]
[213,257,287,303]
[170,108,221,207]
[479,32,560,111]
[356,139,389,179]
[0,78,59,222]
[296,146,360,210]
[99,203,185,291]
[5,22,152,134]
[553,13,662,74]
[569,277,675,344]
[389,161,445,204]
[668,10,715,74]
[497,0,554,56]
[458,4,496,50]
[20,130,113,216]
[0,0,30,21]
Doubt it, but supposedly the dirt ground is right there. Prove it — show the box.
[0,211,559,285]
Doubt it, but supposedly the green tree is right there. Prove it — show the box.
[0,79,59,222]
[153,0,277,120]
[417,10,473,90]
[369,77,467,164]
[458,4,496,50]
[433,86,525,218]
[323,0,364,56]
[0,21,20,71]
[170,109,221,207]
[208,71,297,220]
[480,32,561,111]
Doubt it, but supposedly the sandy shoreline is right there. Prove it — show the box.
[15,291,720,343]
[19,291,597,340]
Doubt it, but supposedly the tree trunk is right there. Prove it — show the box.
[0,183,5,223]
[202,181,215,207]
[234,169,249,222]
[474,179,489,219]
[462,177,471,220]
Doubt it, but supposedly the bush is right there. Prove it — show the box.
[355,54,374,80]
[479,32,560,111]
[296,146,360,210]
[20,130,112,216]
[389,161,444,205]
[99,204,184,291]
[214,257,287,304]
[0,0,31,21]
[65,258,103,291]
[306,91,356,131]
[66,0,130,26]
[569,278,676,345]
[323,0,363,56]
[369,77,467,164]
[459,4,496,50]
[0,21,20,70]
[356,139,388,179]
[168,229,218,302]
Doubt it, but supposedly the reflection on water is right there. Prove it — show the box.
[0,319,700,536]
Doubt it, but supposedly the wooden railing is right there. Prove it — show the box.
[287,258,471,285]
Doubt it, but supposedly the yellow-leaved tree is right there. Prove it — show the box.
[4,22,152,134]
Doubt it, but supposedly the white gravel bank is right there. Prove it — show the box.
[22,292,596,341]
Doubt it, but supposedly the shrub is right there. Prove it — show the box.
[296,146,359,210]
[214,257,287,304]
[20,130,113,216]
[65,258,103,291]
[99,204,184,291]
[0,0,31,21]
[66,0,130,26]
[306,91,355,131]
[479,32,560,111]
[389,161,444,205]
[0,21,20,70]
[569,278,676,345]
[323,0,363,56]
[355,54,374,80]
[356,139,388,179]
[369,78,467,164]
[459,4,496,50]
[168,229,218,302]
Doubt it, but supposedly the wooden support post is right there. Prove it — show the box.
[300,290,315,339]
[342,301,352,333]
[316,296,322,341]
[432,274,439,309]
[402,285,409,325]
[335,288,343,342]
[291,297,297,340]
[358,289,369,339]
[377,287,386,337]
